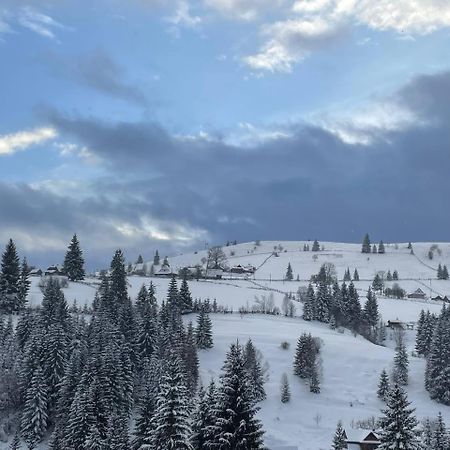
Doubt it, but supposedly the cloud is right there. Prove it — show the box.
[244,0,450,72]
[203,0,287,21]
[17,6,66,40]
[43,50,149,106]
[167,0,202,28]
[0,127,57,155]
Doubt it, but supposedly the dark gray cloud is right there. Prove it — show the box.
[41,49,149,106]
[3,70,450,268]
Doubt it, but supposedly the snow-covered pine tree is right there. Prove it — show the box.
[208,342,265,449]
[332,421,347,450]
[378,384,419,450]
[195,305,213,349]
[149,354,193,450]
[392,270,399,280]
[280,373,290,403]
[21,367,49,445]
[285,263,293,281]
[179,276,193,311]
[84,425,106,450]
[343,268,351,281]
[0,239,20,313]
[191,381,217,449]
[315,280,331,323]
[443,265,449,280]
[243,339,266,403]
[136,284,149,316]
[9,430,21,450]
[377,369,390,401]
[17,257,30,311]
[63,234,85,281]
[362,233,371,253]
[393,342,409,386]
[378,240,385,254]
[372,274,384,293]
[386,269,393,281]
[106,411,130,450]
[302,283,316,321]
[309,362,320,394]
[312,239,320,252]
[183,321,200,395]
[353,268,360,281]
[432,412,448,450]
[437,264,443,279]
[110,249,128,314]
[364,287,379,328]
[293,333,318,380]
[346,282,362,331]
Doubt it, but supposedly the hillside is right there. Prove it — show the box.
[20,240,450,449]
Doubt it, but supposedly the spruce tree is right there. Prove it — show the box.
[332,421,347,450]
[285,263,293,281]
[243,339,266,403]
[437,264,443,280]
[179,276,193,311]
[196,306,213,349]
[309,363,320,394]
[353,268,359,281]
[378,384,419,450]
[149,354,193,450]
[343,268,351,281]
[63,234,85,281]
[432,412,448,450]
[17,257,30,311]
[21,367,49,445]
[184,321,200,395]
[9,430,21,450]
[280,373,290,403]
[393,343,409,386]
[209,342,265,449]
[386,269,392,281]
[293,333,318,380]
[372,244,378,253]
[346,282,362,331]
[364,288,379,328]
[377,369,390,401]
[443,265,449,280]
[302,283,316,321]
[392,270,399,280]
[311,239,320,252]
[372,274,384,293]
[191,381,217,449]
[0,239,21,313]
[362,233,371,253]
[378,240,385,254]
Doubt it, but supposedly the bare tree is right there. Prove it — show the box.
[206,246,228,269]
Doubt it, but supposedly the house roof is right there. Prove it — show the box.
[345,429,380,443]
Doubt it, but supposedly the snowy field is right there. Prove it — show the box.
[23,240,450,449]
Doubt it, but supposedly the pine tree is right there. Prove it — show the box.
[293,333,318,380]
[437,264,443,279]
[316,281,331,323]
[312,240,320,252]
[353,268,360,281]
[443,265,449,280]
[392,270,399,280]
[280,373,290,403]
[309,363,320,394]
[343,268,351,281]
[191,381,217,449]
[110,249,128,314]
[378,241,385,254]
[432,412,448,450]
[209,342,265,449]
[21,367,49,445]
[196,306,213,349]
[372,274,384,293]
[346,282,362,331]
[364,288,379,328]
[184,322,200,395]
[149,354,193,450]
[386,270,393,281]
[63,234,85,281]
[377,369,390,401]
[285,263,293,281]
[136,285,149,316]
[393,343,409,386]
[332,421,347,450]
[372,244,378,254]
[179,277,193,311]
[9,430,21,450]
[84,425,106,450]
[0,239,21,313]
[362,233,371,253]
[243,339,266,403]
[378,384,419,450]
[302,283,316,321]
[17,258,30,311]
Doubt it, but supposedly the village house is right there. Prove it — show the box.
[407,288,427,300]
[345,429,380,450]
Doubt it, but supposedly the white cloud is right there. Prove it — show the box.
[244,17,343,72]
[204,0,286,21]
[0,127,57,155]
[18,6,65,39]
[244,0,450,73]
[54,142,100,165]
[167,0,202,28]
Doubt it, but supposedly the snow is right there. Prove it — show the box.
[22,240,450,450]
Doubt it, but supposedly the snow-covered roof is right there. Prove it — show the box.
[345,429,380,443]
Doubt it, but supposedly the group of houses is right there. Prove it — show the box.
[29,265,69,282]
[407,288,450,303]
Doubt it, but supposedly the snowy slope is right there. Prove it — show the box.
[23,240,450,450]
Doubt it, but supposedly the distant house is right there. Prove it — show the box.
[205,268,224,279]
[154,261,177,277]
[29,268,42,277]
[44,265,66,277]
[432,295,443,301]
[387,320,405,330]
[230,264,256,275]
[407,288,427,300]
[345,429,380,450]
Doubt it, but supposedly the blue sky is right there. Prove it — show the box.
[1,0,450,268]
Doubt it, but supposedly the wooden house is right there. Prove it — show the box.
[407,288,427,300]
[345,429,380,450]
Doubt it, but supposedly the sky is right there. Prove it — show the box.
[1,0,450,269]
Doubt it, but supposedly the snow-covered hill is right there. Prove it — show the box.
[23,240,450,449]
